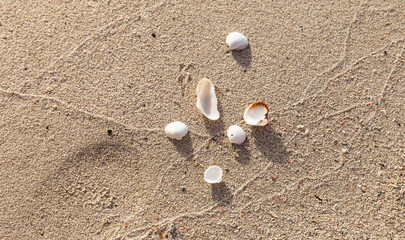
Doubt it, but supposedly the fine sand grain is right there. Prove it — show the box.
[1,0,404,239]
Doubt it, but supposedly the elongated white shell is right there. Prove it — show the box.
[164,122,188,140]
[227,125,246,144]
[226,32,249,51]
[243,102,269,126]
[196,78,220,120]
[204,166,223,184]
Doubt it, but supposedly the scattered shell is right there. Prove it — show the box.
[341,148,348,153]
[196,78,220,120]
[227,125,246,144]
[243,102,269,126]
[164,122,188,140]
[269,210,279,218]
[226,32,249,51]
[204,166,223,184]
[377,170,383,176]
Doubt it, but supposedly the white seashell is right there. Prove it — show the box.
[227,125,246,144]
[204,166,223,184]
[196,78,220,120]
[164,121,188,140]
[226,32,249,51]
[243,102,269,126]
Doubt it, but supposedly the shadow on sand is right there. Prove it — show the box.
[251,124,288,164]
[231,45,252,69]
[232,142,251,164]
[203,87,225,137]
[211,182,233,206]
[169,134,193,158]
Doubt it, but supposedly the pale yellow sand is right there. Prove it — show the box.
[1,0,404,239]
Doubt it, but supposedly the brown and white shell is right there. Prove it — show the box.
[243,102,269,126]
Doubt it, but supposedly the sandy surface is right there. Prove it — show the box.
[1,0,404,239]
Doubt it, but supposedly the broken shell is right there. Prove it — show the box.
[243,102,269,126]
[227,125,246,144]
[204,166,223,184]
[226,32,249,51]
[164,122,188,140]
[196,78,220,120]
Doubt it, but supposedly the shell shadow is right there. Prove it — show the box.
[203,90,225,137]
[203,117,225,138]
[169,134,193,158]
[251,125,288,164]
[232,142,251,164]
[211,182,233,206]
[231,45,252,68]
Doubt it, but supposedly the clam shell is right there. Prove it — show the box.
[164,121,188,140]
[204,166,223,184]
[196,78,220,120]
[226,32,249,51]
[243,102,269,126]
[227,125,246,144]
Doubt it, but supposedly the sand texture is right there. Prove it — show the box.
[1,0,404,239]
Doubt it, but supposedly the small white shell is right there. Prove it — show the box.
[226,32,249,51]
[243,102,269,126]
[227,125,246,144]
[164,122,188,140]
[196,78,220,120]
[204,166,223,184]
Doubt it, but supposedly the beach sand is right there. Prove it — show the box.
[1,0,404,239]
